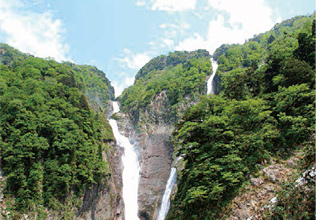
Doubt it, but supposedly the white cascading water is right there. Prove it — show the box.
[207,58,218,95]
[109,101,140,220]
[156,168,177,220]
[156,157,182,220]
[156,58,218,220]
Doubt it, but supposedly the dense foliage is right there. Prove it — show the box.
[167,15,315,219]
[0,44,114,216]
[119,50,213,122]
[211,15,315,95]
[63,62,114,110]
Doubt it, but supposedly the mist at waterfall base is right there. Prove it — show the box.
[207,59,218,95]
[109,102,140,220]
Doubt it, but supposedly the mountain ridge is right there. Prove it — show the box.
[0,13,314,220]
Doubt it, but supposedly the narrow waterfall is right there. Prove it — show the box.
[156,168,177,220]
[109,102,140,220]
[157,157,182,220]
[207,58,218,95]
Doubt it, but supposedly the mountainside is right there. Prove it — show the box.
[0,13,314,220]
[116,50,214,220]
[0,44,123,219]
[166,15,315,220]
[119,49,212,124]
[212,15,315,95]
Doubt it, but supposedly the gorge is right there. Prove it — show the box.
[0,14,315,220]
[109,102,140,220]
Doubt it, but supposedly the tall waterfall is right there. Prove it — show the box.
[156,168,177,220]
[156,157,182,220]
[207,58,218,95]
[109,102,140,220]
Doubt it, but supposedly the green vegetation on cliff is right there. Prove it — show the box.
[0,44,114,217]
[167,15,315,220]
[119,50,213,123]
[211,15,315,95]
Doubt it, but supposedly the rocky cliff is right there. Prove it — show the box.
[77,101,125,220]
[117,50,213,220]
[78,140,124,220]
[115,91,173,220]
[0,44,124,219]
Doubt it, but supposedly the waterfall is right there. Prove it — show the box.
[156,168,177,220]
[207,58,218,95]
[109,102,140,220]
[157,157,183,220]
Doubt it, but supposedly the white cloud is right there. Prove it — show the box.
[152,0,196,11]
[112,49,152,96]
[136,0,197,12]
[159,22,190,30]
[112,76,135,97]
[157,22,190,49]
[175,0,281,54]
[159,23,169,29]
[208,0,278,33]
[0,0,70,62]
[207,0,281,53]
[135,0,146,7]
[162,38,174,47]
[175,33,207,51]
[111,48,153,97]
[116,49,151,71]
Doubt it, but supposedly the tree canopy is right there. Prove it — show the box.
[167,14,315,220]
[119,50,213,123]
[0,44,115,217]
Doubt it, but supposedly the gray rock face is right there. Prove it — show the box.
[262,164,292,183]
[137,125,173,220]
[78,141,125,220]
[116,91,175,220]
[76,102,125,220]
[250,176,264,186]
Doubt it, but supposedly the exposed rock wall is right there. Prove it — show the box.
[137,124,173,220]
[226,154,302,219]
[116,91,175,220]
[77,101,125,220]
[78,141,125,220]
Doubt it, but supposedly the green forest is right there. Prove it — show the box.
[0,13,314,220]
[0,44,114,218]
[166,15,315,219]
[119,49,213,123]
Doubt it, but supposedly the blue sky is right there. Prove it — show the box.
[0,0,314,96]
